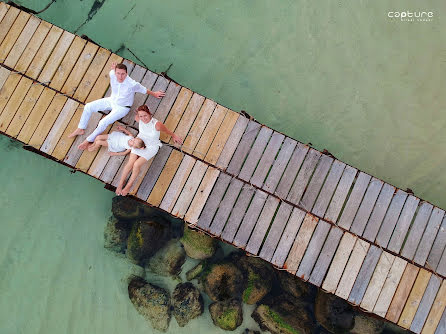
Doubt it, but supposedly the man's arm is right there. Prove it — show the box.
[146,89,166,99]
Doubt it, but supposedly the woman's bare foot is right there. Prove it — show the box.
[115,186,123,196]
[121,186,131,196]
[68,128,84,138]
[78,140,92,150]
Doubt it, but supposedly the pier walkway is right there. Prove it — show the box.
[0,3,445,333]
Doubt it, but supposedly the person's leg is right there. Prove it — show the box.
[88,139,108,152]
[116,153,138,195]
[121,156,148,196]
[68,98,111,138]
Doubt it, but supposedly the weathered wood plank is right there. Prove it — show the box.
[401,202,434,260]
[0,72,21,118]
[322,232,357,293]
[434,309,446,334]
[386,263,420,323]
[170,93,204,145]
[421,280,446,334]
[226,120,262,175]
[245,196,280,255]
[338,172,371,230]
[373,257,407,317]
[0,6,20,46]
[309,226,344,286]
[151,79,178,124]
[4,15,40,68]
[0,11,30,62]
[184,167,220,224]
[233,189,268,248]
[324,165,357,223]
[410,275,442,333]
[335,239,370,299]
[360,252,395,311]
[0,76,32,131]
[0,67,10,90]
[362,183,395,242]
[101,148,129,184]
[437,251,446,276]
[415,208,445,266]
[300,154,334,211]
[271,208,306,268]
[0,2,9,24]
[427,216,446,271]
[250,131,285,187]
[375,189,408,247]
[283,213,319,274]
[350,177,383,235]
[263,137,298,193]
[51,105,83,161]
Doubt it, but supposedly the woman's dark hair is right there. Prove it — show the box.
[137,105,152,115]
[115,63,127,73]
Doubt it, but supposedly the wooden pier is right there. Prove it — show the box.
[0,3,445,333]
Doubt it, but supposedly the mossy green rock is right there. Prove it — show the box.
[252,304,305,334]
[186,261,206,281]
[314,291,355,334]
[350,314,384,334]
[204,263,244,301]
[180,226,217,260]
[238,256,274,304]
[146,239,186,277]
[126,220,171,266]
[104,216,132,253]
[128,276,171,332]
[112,196,158,220]
[209,299,243,331]
[171,282,204,327]
[277,270,316,300]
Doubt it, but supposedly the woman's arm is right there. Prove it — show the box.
[156,121,183,145]
[134,113,140,122]
[116,125,133,136]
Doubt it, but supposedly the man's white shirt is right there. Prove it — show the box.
[109,69,147,107]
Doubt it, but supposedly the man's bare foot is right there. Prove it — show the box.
[115,186,123,196]
[68,128,84,138]
[87,144,98,152]
[78,140,92,150]
[121,187,130,196]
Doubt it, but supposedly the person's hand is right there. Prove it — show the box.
[117,125,126,132]
[108,152,117,156]
[172,134,183,145]
[152,91,165,99]
[111,62,117,70]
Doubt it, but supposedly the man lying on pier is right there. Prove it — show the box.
[68,62,165,150]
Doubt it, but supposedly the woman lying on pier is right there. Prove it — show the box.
[87,125,146,156]
[116,105,183,196]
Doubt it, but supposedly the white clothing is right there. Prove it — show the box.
[131,118,162,161]
[107,131,132,152]
[109,70,147,107]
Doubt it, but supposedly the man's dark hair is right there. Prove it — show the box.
[115,63,127,72]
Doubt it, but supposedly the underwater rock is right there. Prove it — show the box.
[204,263,244,302]
[112,196,158,220]
[126,219,171,266]
[104,215,132,253]
[171,282,204,327]
[315,291,355,333]
[128,276,171,332]
[186,261,206,281]
[180,225,217,260]
[277,270,316,300]
[350,313,384,334]
[242,329,260,334]
[146,239,186,277]
[209,299,243,331]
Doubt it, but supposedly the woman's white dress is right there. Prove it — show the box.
[107,131,132,152]
[131,117,162,161]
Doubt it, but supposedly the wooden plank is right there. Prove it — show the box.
[171,160,208,218]
[4,15,40,68]
[170,93,204,144]
[375,189,408,247]
[196,173,232,230]
[60,42,99,95]
[0,67,10,90]
[410,275,442,333]
[0,72,21,117]
[14,21,52,73]
[51,105,83,161]
[295,220,332,280]
[362,183,395,242]
[6,83,44,137]
[360,252,395,311]
[85,53,123,103]
[101,149,129,184]
[428,216,446,270]
[398,269,432,329]
[337,172,372,230]
[386,263,420,322]
[388,195,421,253]
[437,251,446,276]
[309,226,344,286]
[271,208,306,268]
[184,167,220,224]
[415,208,445,266]
[434,310,446,334]
[0,2,9,23]
[401,202,434,260]
[250,131,285,187]
[350,177,383,235]
[0,76,32,131]
[263,137,298,193]
[324,165,357,223]
[215,114,249,169]
[72,47,110,102]
[151,78,178,124]
[226,120,262,175]
[28,95,68,149]
[233,189,268,248]
[0,10,30,64]
[209,177,244,236]
[0,6,20,46]
[221,185,256,243]
[335,239,370,300]
[283,213,319,274]
[286,148,321,205]
[17,88,55,144]
[422,280,446,334]
[245,196,280,255]
[146,149,183,207]
[158,154,196,212]
[373,257,407,317]
[322,232,357,293]
[300,154,334,211]
[135,145,172,200]
[182,98,216,154]
[159,87,193,142]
